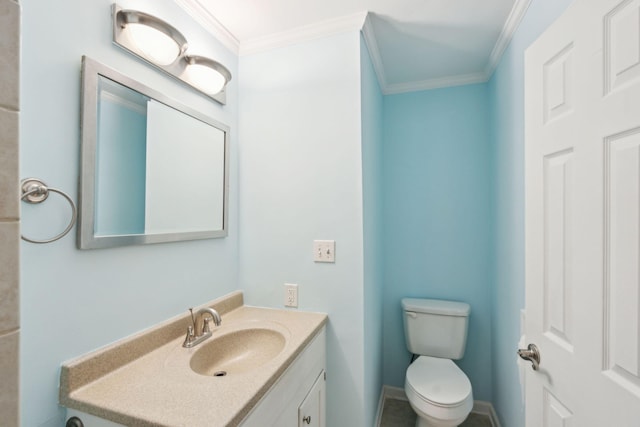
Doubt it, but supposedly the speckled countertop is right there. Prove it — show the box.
[59,291,327,427]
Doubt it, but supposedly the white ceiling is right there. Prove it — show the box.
[175,0,528,94]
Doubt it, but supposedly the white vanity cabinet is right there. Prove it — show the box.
[298,370,326,427]
[240,327,326,427]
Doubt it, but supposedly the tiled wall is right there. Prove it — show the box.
[0,0,20,425]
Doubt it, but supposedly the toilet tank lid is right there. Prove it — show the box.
[402,298,470,316]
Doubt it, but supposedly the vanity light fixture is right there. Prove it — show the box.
[183,55,232,95]
[114,9,187,66]
[112,4,232,105]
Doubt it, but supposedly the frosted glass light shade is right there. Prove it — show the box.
[125,23,181,66]
[185,64,226,94]
[184,56,231,95]
[115,8,187,66]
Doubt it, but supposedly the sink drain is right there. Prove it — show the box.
[212,371,227,377]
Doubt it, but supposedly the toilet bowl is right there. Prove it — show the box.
[405,356,473,427]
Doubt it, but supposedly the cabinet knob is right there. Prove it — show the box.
[303,415,311,424]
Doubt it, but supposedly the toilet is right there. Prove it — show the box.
[402,298,473,427]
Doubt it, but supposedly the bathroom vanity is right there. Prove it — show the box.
[60,291,327,426]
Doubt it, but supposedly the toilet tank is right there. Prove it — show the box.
[402,298,471,360]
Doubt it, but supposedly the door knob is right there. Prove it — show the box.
[517,343,541,370]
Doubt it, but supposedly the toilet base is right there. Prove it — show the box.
[409,400,471,427]
[406,384,472,427]
[412,408,470,427]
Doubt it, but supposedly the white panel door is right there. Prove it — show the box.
[525,0,640,425]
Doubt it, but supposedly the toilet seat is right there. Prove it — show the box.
[405,356,473,422]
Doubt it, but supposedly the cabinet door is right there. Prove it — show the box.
[298,370,325,427]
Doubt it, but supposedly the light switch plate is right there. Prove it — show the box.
[314,240,335,263]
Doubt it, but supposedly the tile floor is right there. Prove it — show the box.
[379,398,493,427]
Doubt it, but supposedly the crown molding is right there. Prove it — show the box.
[172,0,240,54]
[362,0,531,94]
[239,11,368,56]
[174,1,530,93]
[361,13,389,89]
[484,0,532,78]
[383,72,488,95]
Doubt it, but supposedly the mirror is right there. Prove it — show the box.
[78,56,229,249]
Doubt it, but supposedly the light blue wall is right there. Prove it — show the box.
[96,96,146,235]
[19,1,238,425]
[381,84,495,402]
[487,0,575,425]
[237,32,367,427]
[361,36,385,426]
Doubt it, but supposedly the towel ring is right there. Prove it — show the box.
[20,178,77,244]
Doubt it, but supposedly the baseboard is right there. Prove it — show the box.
[472,400,502,427]
[375,386,501,427]
[375,385,405,426]
[374,387,385,427]
[381,384,407,401]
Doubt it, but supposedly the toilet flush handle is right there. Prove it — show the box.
[405,311,417,318]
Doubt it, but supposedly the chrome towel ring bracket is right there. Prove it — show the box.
[20,178,77,244]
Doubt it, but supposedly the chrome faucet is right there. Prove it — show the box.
[182,307,222,348]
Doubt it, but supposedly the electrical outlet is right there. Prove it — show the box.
[313,240,335,263]
[284,283,298,308]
